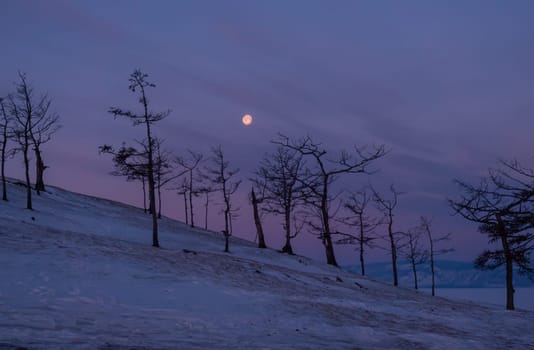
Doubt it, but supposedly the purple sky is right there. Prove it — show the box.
[2,0,534,265]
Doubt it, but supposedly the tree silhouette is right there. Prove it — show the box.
[450,160,534,310]
[419,216,453,296]
[253,146,304,254]
[274,134,387,266]
[176,150,203,227]
[205,145,241,252]
[106,69,169,247]
[371,184,402,286]
[337,188,380,276]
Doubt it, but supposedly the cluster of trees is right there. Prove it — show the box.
[3,69,530,311]
[99,72,455,298]
[100,70,243,252]
[0,72,61,209]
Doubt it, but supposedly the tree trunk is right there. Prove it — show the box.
[204,191,209,230]
[321,178,338,266]
[157,181,162,219]
[189,171,194,228]
[224,232,229,253]
[411,259,418,289]
[144,118,158,247]
[359,213,365,276]
[142,176,147,213]
[429,244,436,296]
[500,233,515,310]
[183,192,189,225]
[1,107,7,201]
[388,210,398,286]
[224,207,230,253]
[23,142,32,210]
[504,251,514,310]
[34,148,45,194]
[148,170,158,247]
[282,207,293,254]
[495,215,514,310]
[251,188,267,249]
[1,133,6,201]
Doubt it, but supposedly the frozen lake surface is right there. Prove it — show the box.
[422,288,534,311]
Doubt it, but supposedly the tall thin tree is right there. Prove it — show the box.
[107,69,169,247]
[419,216,453,296]
[176,150,203,227]
[372,184,402,286]
[205,145,241,252]
[400,228,427,290]
[7,73,37,209]
[338,189,380,276]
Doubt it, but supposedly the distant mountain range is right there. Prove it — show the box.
[343,260,534,288]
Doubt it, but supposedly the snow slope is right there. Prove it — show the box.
[1,180,533,349]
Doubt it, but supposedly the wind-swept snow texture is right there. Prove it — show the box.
[1,180,533,349]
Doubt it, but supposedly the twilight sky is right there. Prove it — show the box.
[2,0,534,265]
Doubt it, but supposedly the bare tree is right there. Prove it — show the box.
[107,69,169,248]
[0,97,11,201]
[205,145,241,252]
[6,73,42,209]
[400,228,427,290]
[253,146,303,254]
[338,189,380,276]
[274,134,387,266]
[176,150,203,227]
[449,160,534,310]
[28,97,60,194]
[419,216,453,296]
[372,184,402,286]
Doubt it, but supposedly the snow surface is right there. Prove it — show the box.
[1,180,533,349]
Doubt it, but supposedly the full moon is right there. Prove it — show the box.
[242,114,253,126]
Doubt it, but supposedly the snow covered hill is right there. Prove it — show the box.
[1,180,533,349]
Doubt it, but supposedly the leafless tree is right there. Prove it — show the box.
[9,90,31,209]
[0,97,12,201]
[176,150,204,227]
[107,69,169,247]
[6,73,61,207]
[253,146,304,254]
[337,189,380,276]
[449,160,534,310]
[419,216,453,296]
[274,134,387,266]
[28,98,60,194]
[372,184,402,286]
[205,145,241,252]
[400,227,427,290]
